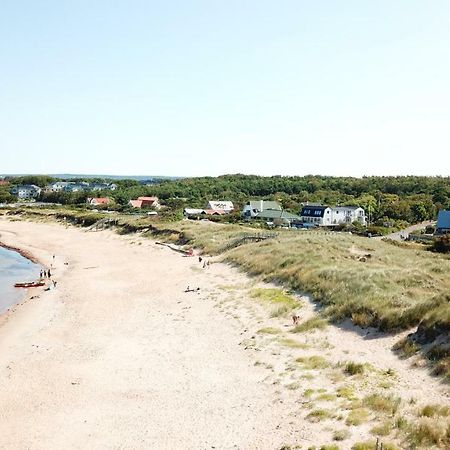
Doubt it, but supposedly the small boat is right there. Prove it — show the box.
[14,281,45,288]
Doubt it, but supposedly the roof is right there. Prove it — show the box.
[301,205,329,217]
[12,184,41,190]
[184,208,226,215]
[138,196,158,202]
[129,200,143,208]
[332,206,363,211]
[89,197,110,204]
[203,209,226,215]
[184,208,204,215]
[257,210,300,220]
[248,200,282,211]
[207,201,234,210]
[436,210,450,230]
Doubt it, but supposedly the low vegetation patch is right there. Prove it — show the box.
[346,408,370,426]
[332,429,351,441]
[419,404,450,418]
[344,361,366,376]
[292,317,328,333]
[306,408,335,422]
[257,327,281,335]
[370,420,393,436]
[363,393,401,416]
[336,385,358,401]
[296,355,330,370]
[279,338,309,349]
[392,337,420,358]
[407,418,450,447]
[351,442,377,450]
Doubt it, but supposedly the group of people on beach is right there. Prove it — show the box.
[40,269,51,279]
[40,255,58,289]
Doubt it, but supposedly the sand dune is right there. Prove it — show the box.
[0,219,448,449]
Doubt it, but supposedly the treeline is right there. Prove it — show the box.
[110,175,450,224]
[3,174,450,225]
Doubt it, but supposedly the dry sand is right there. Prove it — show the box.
[0,219,448,449]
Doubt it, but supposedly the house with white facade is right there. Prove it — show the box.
[206,201,234,213]
[90,182,117,191]
[300,205,366,226]
[330,206,366,225]
[242,200,282,218]
[64,182,90,192]
[46,181,72,192]
[300,205,333,226]
[10,185,42,199]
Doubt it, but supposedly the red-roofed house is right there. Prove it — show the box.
[203,209,226,215]
[0,180,10,186]
[129,196,160,209]
[87,197,111,206]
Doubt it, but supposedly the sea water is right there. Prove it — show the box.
[0,246,41,313]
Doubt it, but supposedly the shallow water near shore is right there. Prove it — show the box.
[0,246,41,313]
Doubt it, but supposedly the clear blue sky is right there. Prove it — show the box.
[1,1,449,177]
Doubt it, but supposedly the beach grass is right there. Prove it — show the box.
[7,210,450,378]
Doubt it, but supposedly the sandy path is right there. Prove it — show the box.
[0,220,296,450]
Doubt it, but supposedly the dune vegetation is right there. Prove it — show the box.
[3,209,449,380]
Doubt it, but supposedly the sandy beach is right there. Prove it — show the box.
[0,219,448,449]
[0,219,299,449]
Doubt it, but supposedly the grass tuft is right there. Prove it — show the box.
[344,361,366,376]
[363,393,400,415]
[419,404,450,418]
[306,408,335,422]
[332,429,350,441]
[296,355,330,370]
[292,317,328,333]
[257,327,281,334]
[346,408,369,426]
[407,418,449,446]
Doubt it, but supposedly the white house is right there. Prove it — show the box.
[64,182,90,192]
[47,181,72,192]
[300,205,366,226]
[206,201,234,213]
[300,205,333,226]
[10,185,42,199]
[242,200,282,218]
[90,182,117,191]
[330,206,366,225]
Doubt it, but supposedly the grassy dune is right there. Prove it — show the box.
[4,210,449,378]
[169,221,450,379]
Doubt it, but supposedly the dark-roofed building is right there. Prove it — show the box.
[300,205,332,226]
[435,210,450,235]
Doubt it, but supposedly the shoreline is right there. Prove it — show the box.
[0,240,42,265]
[0,241,45,315]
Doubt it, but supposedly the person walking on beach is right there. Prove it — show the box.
[47,269,51,278]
